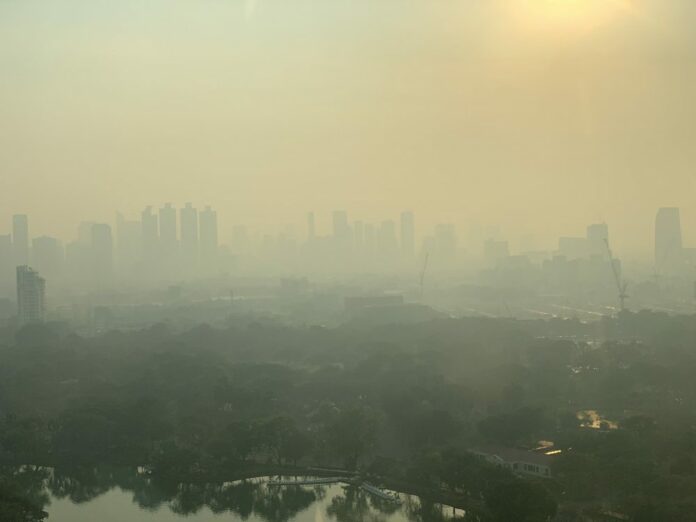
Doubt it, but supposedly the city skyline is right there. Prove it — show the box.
[2,203,695,260]
[2,206,695,285]
[2,205,694,263]
[2,2,696,520]
[2,2,696,256]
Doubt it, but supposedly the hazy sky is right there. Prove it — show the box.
[1,0,695,255]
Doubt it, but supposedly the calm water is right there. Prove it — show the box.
[12,468,465,522]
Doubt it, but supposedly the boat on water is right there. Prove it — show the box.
[360,482,401,504]
[267,477,401,504]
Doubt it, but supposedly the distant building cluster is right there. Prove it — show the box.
[0,204,221,302]
[298,210,445,272]
[1,206,695,323]
[226,209,455,274]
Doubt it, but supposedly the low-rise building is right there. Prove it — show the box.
[470,446,552,478]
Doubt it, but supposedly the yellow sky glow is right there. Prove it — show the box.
[512,0,635,35]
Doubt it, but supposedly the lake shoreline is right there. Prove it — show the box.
[146,463,487,516]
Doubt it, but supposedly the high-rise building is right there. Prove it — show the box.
[12,214,29,266]
[434,224,457,261]
[484,239,510,266]
[141,206,159,266]
[32,236,64,282]
[199,205,218,274]
[377,220,399,257]
[65,222,95,285]
[587,223,609,258]
[655,207,683,274]
[158,203,178,277]
[400,211,415,258]
[159,203,178,252]
[16,265,45,325]
[78,221,96,244]
[180,203,199,271]
[558,237,589,260]
[91,224,113,285]
[116,213,142,276]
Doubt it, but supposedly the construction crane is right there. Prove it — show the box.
[604,239,629,312]
[419,252,429,300]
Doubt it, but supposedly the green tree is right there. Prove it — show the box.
[486,479,557,522]
[0,478,48,522]
[325,407,377,470]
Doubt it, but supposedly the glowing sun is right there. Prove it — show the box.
[512,0,634,35]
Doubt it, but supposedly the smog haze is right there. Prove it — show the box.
[2,0,696,255]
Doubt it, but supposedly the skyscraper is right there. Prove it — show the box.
[655,207,683,274]
[12,214,29,266]
[434,224,457,262]
[91,224,113,285]
[159,203,178,255]
[484,239,510,266]
[78,221,96,244]
[558,237,589,260]
[116,213,141,276]
[158,203,178,277]
[199,205,218,274]
[32,236,64,282]
[65,222,93,286]
[377,220,399,258]
[16,265,45,325]
[141,206,159,268]
[400,211,415,258]
[587,223,609,258]
[180,203,199,272]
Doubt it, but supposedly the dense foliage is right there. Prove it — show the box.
[1,311,696,520]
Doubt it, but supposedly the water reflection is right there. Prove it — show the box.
[4,467,467,522]
[326,484,382,522]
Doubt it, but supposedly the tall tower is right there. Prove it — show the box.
[159,203,178,253]
[378,220,399,258]
[158,203,178,277]
[12,214,29,266]
[586,223,609,259]
[16,266,46,325]
[91,224,113,286]
[141,206,159,267]
[655,207,683,274]
[400,211,415,258]
[31,236,64,282]
[199,205,218,274]
[180,203,199,273]
[116,213,141,276]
